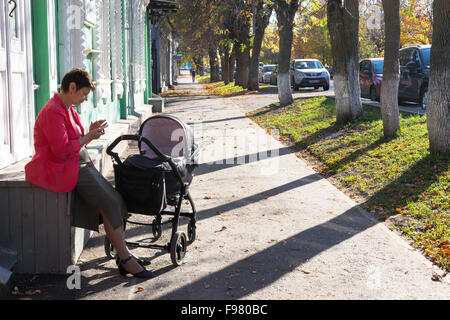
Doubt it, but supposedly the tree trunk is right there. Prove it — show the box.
[248,1,273,91]
[228,46,236,83]
[209,46,220,82]
[235,42,244,86]
[427,0,450,153]
[235,43,250,88]
[220,45,230,84]
[380,0,401,139]
[275,0,300,106]
[327,0,362,125]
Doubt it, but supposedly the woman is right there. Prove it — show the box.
[25,68,153,278]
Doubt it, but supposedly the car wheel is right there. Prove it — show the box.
[420,87,428,110]
[323,84,330,91]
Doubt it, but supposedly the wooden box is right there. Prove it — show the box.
[0,162,91,274]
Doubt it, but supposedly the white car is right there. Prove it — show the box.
[259,64,276,83]
[290,59,330,91]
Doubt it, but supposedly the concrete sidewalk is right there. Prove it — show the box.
[6,75,449,300]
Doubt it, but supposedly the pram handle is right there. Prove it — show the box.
[106,134,186,186]
[106,134,170,164]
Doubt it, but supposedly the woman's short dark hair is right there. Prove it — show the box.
[61,68,96,92]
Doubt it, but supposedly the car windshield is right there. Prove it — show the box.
[372,60,384,74]
[421,48,430,67]
[295,60,323,69]
[263,66,275,72]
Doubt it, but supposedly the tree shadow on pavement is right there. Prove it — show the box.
[195,172,323,222]
[194,146,294,177]
[156,205,377,300]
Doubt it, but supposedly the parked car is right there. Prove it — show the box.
[270,65,278,85]
[398,44,430,109]
[259,64,276,83]
[359,58,384,101]
[290,59,330,91]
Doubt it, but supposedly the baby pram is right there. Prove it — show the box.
[105,114,199,266]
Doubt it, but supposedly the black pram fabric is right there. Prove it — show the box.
[114,155,168,215]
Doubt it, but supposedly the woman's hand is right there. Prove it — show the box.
[80,120,108,146]
[89,119,107,132]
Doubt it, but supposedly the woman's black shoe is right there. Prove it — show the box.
[135,258,151,267]
[116,255,154,278]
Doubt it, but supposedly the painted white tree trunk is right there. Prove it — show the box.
[380,78,400,137]
[333,56,362,124]
[380,0,401,139]
[278,71,293,106]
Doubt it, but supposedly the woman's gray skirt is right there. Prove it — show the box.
[71,149,128,232]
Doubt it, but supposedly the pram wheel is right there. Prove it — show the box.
[187,220,196,245]
[170,232,187,266]
[183,192,196,244]
[152,217,162,239]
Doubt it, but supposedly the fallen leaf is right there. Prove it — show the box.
[431,273,442,282]
[301,270,311,274]
[215,226,227,232]
[136,287,145,292]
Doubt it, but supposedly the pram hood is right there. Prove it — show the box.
[139,114,199,166]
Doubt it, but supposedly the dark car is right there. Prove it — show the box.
[398,44,430,109]
[359,58,384,101]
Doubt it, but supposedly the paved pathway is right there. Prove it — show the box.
[7,75,448,300]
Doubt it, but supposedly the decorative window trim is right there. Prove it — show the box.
[92,0,112,104]
[84,0,97,25]
[111,0,124,99]
[58,0,88,82]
